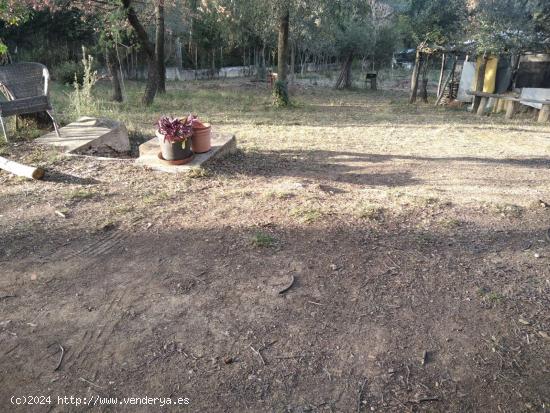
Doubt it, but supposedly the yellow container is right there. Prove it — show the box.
[472,56,499,93]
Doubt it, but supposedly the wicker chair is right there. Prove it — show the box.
[0,62,60,141]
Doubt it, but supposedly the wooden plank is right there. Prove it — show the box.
[467,90,550,105]
[467,90,519,99]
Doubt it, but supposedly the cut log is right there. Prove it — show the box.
[0,156,44,179]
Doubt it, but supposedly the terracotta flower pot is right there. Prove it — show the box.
[191,123,212,154]
[156,131,193,161]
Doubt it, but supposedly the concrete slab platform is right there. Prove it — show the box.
[36,117,130,154]
[136,133,236,173]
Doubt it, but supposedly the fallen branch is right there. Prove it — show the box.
[54,344,64,371]
[250,345,266,366]
[272,354,312,360]
[79,377,104,389]
[0,294,16,300]
[357,378,368,413]
[0,156,44,180]
[409,396,439,403]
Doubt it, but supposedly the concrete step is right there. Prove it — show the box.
[136,133,236,173]
[35,117,130,154]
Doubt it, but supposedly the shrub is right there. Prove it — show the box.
[53,61,85,85]
[69,49,98,117]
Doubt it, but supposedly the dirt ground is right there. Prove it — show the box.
[1,80,549,412]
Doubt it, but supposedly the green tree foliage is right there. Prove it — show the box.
[528,0,550,35]
[399,0,467,47]
[470,0,548,53]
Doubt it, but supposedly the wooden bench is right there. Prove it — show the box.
[467,90,550,122]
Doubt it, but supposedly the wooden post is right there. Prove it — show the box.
[0,156,44,179]
[495,99,505,113]
[477,97,488,116]
[472,53,488,113]
[437,53,446,97]
[505,101,517,119]
[434,57,455,106]
[538,105,550,123]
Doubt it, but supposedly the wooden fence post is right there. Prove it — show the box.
[538,105,550,123]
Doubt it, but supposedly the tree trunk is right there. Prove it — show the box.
[106,47,123,102]
[409,49,421,103]
[420,54,430,103]
[274,7,290,106]
[175,36,183,79]
[122,0,158,106]
[277,8,289,81]
[211,48,216,78]
[155,0,166,93]
[289,40,295,84]
[335,53,353,89]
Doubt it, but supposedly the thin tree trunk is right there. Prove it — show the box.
[175,36,183,79]
[211,48,216,78]
[194,45,198,71]
[409,49,422,103]
[106,47,123,102]
[155,0,166,93]
[277,8,289,82]
[122,0,158,105]
[290,40,295,84]
[274,7,290,106]
[420,54,430,103]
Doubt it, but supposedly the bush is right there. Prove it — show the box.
[52,61,84,85]
[69,51,98,117]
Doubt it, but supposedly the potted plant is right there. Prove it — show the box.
[189,114,212,154]
[156,116,194,162]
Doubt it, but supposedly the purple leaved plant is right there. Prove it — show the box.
[157,116,193,143]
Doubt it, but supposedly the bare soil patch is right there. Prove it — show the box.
[0,80,549,412]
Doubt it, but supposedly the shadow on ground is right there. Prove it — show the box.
[0,214,549,412]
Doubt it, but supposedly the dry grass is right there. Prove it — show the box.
[48,77,550,207]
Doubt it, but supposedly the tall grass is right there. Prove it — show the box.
[69,48,98,118]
